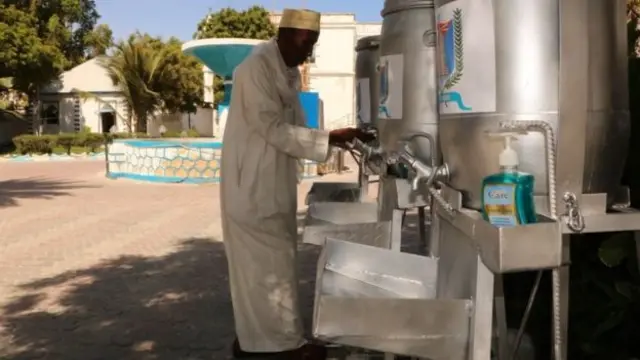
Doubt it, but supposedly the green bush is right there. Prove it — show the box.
[161,130,182,138]
[11,130,200,155]
[13,135,57,155]
[84,133,106,153]
[160,129,199,138]
[186,128,200,137]
[56,133,78,155]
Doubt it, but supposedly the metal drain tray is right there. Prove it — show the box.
[305,202,379,225]
[313,239,473,359]
[306,182,362,205]
[303,202,391,248]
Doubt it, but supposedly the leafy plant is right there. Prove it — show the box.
[99,38,166,133]
[12,134,56,155]
[161,130,182,138]
[96,33,204,133]
[0,1,109,94]
[185,128,200,138]
[83,133,107,153]
[568,234,640,359]
[56,133,78,155]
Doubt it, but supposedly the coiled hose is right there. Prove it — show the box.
[499,120,562,360]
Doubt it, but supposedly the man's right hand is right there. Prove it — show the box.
[328,127,375,148]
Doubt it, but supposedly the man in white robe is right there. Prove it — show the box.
[220,8,374,360]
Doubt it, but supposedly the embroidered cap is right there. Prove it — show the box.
[279,9,321,32]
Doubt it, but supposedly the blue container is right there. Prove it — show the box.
[299,91,320,129]
[215,91,320,129]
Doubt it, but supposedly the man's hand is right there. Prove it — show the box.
[328,127,375,148]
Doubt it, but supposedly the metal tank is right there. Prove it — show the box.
[355,36,381,129]
[435,0,629,209]
[378,0,439,163]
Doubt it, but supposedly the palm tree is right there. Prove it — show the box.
[98,37,166,133]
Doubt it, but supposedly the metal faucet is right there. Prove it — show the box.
[395,132,449,190]
[348,138,382,161]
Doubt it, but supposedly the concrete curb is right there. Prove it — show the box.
[0,153,105,162]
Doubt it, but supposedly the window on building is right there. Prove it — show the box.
[40,102,60,125]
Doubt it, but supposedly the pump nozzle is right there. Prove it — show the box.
[486,131,524,169]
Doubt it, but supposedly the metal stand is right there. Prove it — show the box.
[434,185,640,360]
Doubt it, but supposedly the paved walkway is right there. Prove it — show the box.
[0,159,394,360]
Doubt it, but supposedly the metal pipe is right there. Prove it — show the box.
[396,150,450,190]
[499,120,561,360]
[358,157,370,200]
[395,150,453,215]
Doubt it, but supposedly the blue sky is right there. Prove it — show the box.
[95,0,385,41]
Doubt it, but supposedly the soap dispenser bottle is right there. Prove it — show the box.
[481,133,537,227]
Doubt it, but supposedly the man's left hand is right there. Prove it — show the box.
[328,128,375,148]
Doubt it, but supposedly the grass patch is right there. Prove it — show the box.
[1,145,103,156]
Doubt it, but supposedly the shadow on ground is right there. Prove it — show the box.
[0,177,95,207]
[0,238,322,360]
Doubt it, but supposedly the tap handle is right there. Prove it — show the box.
[346,138,364,152]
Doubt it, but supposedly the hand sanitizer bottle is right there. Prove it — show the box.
[481,133,537,227]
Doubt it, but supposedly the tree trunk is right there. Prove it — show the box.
[133,113,147,134]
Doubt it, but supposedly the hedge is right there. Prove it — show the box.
[12,129,200,155]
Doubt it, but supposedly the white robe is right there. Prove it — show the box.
[220,39,331,352]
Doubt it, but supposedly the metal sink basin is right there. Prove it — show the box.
[306,182,362,205]
[312,239,473,359]
[302,202,395,248]
[302,221,393,248]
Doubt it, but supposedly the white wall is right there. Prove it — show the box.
[203,67,215,104]
[184,108,215,136]
[356,23,383,40]
[309,75,354,129]
[79,95,129,132]
[147,108,215,137]
[306,15,356,129]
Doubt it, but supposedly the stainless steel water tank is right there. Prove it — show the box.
[355,36,381,129]
[378,0,439,163]
[435,0,629,209]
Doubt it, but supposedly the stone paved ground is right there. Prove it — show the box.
[0,159,421,360]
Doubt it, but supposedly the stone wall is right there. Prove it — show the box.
[106,141,320,183]
[107,144,221,182]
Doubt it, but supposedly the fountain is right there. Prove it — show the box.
[182,38,265,111]
[105,38,285,184]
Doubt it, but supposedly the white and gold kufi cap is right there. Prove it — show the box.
[279,9,321,32]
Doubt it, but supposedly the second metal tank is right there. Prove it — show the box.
[435,0,629,210]
[355,35,381,129]
[378,0,439,164]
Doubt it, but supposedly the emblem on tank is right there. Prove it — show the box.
[378,59,390,118]
[438,8,471,111]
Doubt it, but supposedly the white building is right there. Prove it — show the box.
[38,57,129,134]
[203,13,381,133]
[37,57,214,136]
